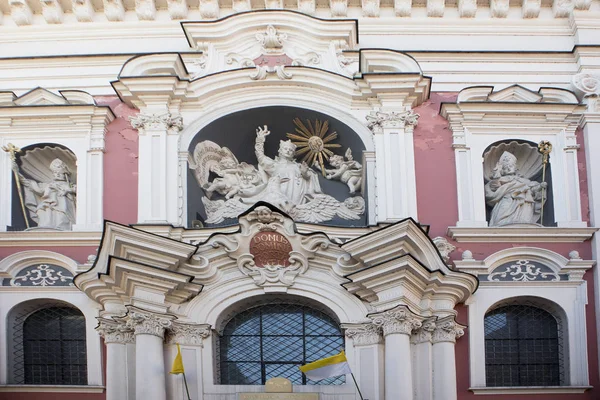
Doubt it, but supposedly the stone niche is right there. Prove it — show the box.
[483,140,555,227]
[10,144,77,231]
[187,106,367,228]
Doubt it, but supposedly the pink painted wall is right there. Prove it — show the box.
[96,96,139,226]
[413,94,598,398]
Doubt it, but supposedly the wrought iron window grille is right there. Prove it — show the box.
[10,301,87,385]
[484,301,565,387]
[218,303,345,386]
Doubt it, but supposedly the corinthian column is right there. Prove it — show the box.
[411,318,436,400]
[431,316,465,400]
[119,307,176,400]
[130,112,183,224]
[343,323,384,400]
[97,318,135,400]
[371,306,423,400]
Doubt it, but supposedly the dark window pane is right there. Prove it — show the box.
[484,304,561,387]
[22,306,87,385]
[220,303,345,385]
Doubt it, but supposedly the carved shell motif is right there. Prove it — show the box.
[483,141,543,181]
[20,146,77,184]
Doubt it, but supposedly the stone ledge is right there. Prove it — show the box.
[0,385,105,393]
[447,226,597,242]
[0,230,102,247]
[470,386,592,395]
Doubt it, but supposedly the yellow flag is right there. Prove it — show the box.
[170,343,185,375]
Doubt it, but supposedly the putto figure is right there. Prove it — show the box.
[191,125,365,224]
[484,151,546,226]
[19,158,77,230]
[315,148,362,194]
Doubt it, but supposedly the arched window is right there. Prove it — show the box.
[219,303,344,385]
[13,304,87,385]
[485,304,563,387]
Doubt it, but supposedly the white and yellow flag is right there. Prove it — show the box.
[299,351,351,381]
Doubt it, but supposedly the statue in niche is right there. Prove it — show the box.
[191,125,365,224]
[484,149,546,227]
[314,148,362,194]
[19,158,77,230]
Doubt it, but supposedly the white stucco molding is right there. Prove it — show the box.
[74,221,201,313]
[441,84,587,235]
[341,218,478,314]
[0,250,80,280]
[456,246,592,389]
[454,246,594,281]
[0,88,115,233]
[112,11,430,226]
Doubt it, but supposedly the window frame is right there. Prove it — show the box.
[218,303,346,386]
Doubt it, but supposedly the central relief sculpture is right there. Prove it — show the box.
[191,121,365,224]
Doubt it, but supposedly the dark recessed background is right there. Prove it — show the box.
[187,106,368,228]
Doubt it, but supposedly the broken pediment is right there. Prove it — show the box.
[1,87,97,107]
[457,84,579,104]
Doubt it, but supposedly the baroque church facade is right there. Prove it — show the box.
[0,2,600,400]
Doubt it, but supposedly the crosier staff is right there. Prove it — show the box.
[537,140,552,225]
[2,143,29,229]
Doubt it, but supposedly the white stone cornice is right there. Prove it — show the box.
[330,0,348,16]
[432,316,465,344]
[362,0,380,17]
[427,0,444,17]
[342,323,383,346]
[433,236,456,264]
[522,0,541,18]
[72,0,95,22]
[199,0,219,18]
[167,0,189,19]
[394,0,411,16]
[554,0,574,17]
[166,322,211,346]
[9,0,32,26]
[370,306,424,336]
[298,0,315,14]
[411,318,436,344]
[121,307,176,338]
[130,113,183,133]
[136,0,157,20]
[232,0,251,12]
[265,0,283,7]
[458,0,476,18]
[103,0,125,21]
[490,0,509,18]
[365,110,419,134]
[573,72,600,96]
[96,317,135,344]
[574,0,591,9]
[41,0,64,24]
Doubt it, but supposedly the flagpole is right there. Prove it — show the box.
[350,372,364,400]
[182,372,191,400]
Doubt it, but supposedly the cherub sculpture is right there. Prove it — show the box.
[316,148,362,193]
[191,141,263,200]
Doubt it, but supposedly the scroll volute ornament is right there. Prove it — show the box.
[207,205,331,288]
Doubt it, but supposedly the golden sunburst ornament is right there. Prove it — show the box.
[286,118,342,176]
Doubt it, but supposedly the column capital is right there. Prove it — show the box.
[411,318,437,344]
[130,112,183,133]
[166,322,211,346]
[342,322,383,346]
[432,316,465,344]
[118,307,177,339]
[96,317,135,344]
[370,305,424,336]
[365,109,419,134]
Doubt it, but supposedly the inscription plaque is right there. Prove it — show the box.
[249,231,293,267]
